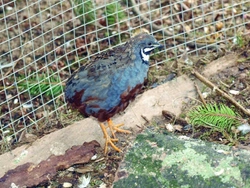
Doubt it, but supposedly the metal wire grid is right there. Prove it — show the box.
[0,0,249,145]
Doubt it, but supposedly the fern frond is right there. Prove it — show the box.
[188,103,242,132]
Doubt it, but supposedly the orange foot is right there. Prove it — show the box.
[99,118,131,154]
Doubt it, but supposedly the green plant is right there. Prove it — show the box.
[188,103,244,141]
[234,34,244,48]
[18,72,64,97]
[105,1,125,26]
[72,0,95,25]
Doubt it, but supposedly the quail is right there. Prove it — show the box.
[65,32,162,154]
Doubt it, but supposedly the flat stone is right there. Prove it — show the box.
[114,129,250,187]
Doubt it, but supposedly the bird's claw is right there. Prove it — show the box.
[100,119,131,154]
[107,119,131,139]
[104,137,121,154]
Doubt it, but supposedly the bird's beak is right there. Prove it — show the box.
[153,42,164,50]
[143,42,164,53]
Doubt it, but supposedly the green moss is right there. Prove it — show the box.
[114,174,162,188]
[133,129,186,152]
[115,128,250,187]
[161,165,233,188]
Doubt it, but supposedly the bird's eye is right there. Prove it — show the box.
[148,42,152,46]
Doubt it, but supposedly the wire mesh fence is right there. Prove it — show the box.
[0,0,249,147]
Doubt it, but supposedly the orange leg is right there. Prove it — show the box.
[99,118,131,154]
[107,118,132,138]
[99,122,120,154]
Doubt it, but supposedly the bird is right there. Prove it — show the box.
[65,32,162,154]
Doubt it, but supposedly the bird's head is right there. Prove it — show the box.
[132,32,163,64]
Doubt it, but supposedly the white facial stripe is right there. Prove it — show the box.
[144,47,155,53]
[141,49,149,62]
